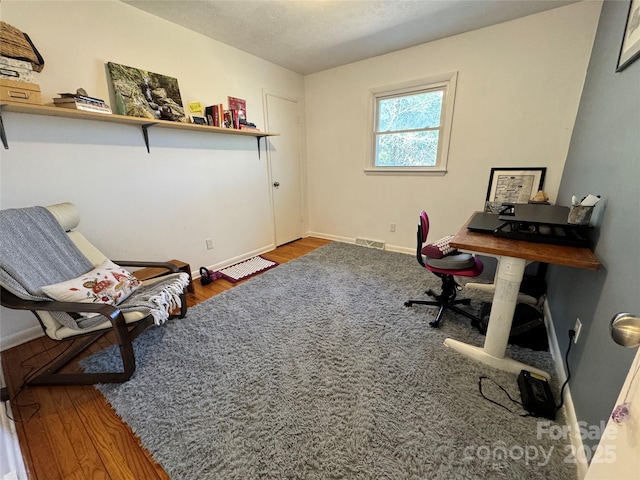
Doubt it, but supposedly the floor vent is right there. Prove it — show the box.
[355,238,386,250]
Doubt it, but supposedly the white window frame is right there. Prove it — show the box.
[365,71,458,175]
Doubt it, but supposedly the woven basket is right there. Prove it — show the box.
[0,21,44,72]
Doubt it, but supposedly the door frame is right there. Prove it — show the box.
[262,88,307,246]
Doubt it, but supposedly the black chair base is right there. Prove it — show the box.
[404,275,481,328]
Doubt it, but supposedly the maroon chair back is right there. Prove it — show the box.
[420,210,429,244]
[415,211,430,267]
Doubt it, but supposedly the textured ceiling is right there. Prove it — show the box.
[124,0,577,75]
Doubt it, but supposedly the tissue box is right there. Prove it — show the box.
[0,56,35,83]
[0,78,42,105]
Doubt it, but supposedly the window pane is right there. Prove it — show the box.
[375,131,439,167]
[378,90,443,132]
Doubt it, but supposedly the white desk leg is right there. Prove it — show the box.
[464,256,538,305]
[444,256,550,379]
[464,282,538,306]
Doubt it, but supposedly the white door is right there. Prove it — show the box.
[265,93,303,246]
[584,344,640,479]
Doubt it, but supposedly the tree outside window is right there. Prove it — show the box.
[368,73,457,174]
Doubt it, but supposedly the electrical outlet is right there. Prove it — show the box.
[390,223,396,232]
[573,318,582,344]
[206,238,214,250]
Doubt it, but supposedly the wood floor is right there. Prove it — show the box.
[1,237,330,480]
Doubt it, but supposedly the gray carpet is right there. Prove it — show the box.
[83,242,577,479]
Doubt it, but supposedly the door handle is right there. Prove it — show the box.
[611,313,640,347]
[273,182,280,187]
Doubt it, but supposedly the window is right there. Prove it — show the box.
[368,72,457,174]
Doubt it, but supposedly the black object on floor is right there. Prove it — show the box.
[473,302,549,351]
[518,370,557,420]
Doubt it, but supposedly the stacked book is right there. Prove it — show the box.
[53,93,112,114]
[205,97,260,131]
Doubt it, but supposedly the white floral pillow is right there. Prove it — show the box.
[42,260,141,306]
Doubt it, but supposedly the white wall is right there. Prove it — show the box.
[0,1,602,348]
[304,1,602,249]
[0,0,304,349]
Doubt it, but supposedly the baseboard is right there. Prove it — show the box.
[305,231,354,244]
[0,326,43,352]
[1,400,28,479]
[543,299,588,480]
[305,231,413,255]
[383,244,413,255]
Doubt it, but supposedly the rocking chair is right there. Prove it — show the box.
[0,202,190,386]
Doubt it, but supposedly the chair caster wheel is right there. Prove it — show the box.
[404,302,412,307]
[429,321,441,328]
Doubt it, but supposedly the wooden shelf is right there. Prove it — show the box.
[0,101,278,155]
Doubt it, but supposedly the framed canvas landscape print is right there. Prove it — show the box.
[617,0,640,72]
[107,62,187,122]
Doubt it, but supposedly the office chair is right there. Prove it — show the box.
[404,210,484,328]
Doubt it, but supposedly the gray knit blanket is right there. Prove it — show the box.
[0,206,189,330]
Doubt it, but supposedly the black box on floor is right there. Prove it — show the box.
[518,370,556,420]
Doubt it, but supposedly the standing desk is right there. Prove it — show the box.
[446,213,601,379]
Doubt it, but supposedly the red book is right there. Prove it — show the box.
[212,107,220,127]
[228,96,246,124]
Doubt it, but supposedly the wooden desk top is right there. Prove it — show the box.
[451,214,601,270]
